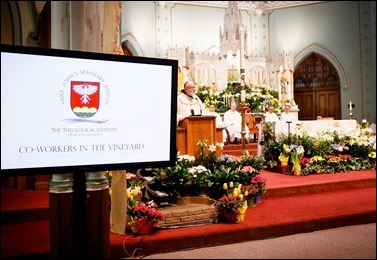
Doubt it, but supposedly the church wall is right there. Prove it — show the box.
[120,1,375,122]
[171,4,224,53]
[121,1,156,57]
[269,1,368,120]
[5,1,372,122]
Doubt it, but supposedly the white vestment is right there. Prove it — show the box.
[206,111,225,128]
[263,112,280,122]
[177,92,204,125]
[223,109,249,142]
[280,112,294,122]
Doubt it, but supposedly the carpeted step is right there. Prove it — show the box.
[261,170,377,198]
[1,170,375,259]
[111,186,376,258]
[222,142,258,156]
[2,186,374,259]
[1,189,49,224]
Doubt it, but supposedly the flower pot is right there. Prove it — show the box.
[293,165,302,176]
[137,219,154,235]
[220,212,237,223]
[255,194,262,204]
[281,165,289,174]
[127,221,139,235]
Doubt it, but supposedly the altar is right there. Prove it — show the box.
[275,119,357,137]
[257,119,358,155]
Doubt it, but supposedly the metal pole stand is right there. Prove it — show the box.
[239,69,249,157]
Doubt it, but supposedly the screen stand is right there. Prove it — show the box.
[72,171,87,259]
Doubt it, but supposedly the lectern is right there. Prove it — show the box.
[177,115,217,156]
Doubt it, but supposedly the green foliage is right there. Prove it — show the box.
[196,82,283,113]
[264,126,376,174]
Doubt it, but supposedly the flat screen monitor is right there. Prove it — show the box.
[1,44,178,176]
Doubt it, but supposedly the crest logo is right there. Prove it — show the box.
[70,81,100,118]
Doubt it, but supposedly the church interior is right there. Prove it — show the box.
[1,1,376,259]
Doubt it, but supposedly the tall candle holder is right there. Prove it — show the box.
[239,69,249,157]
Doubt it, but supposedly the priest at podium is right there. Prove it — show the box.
[177,80,205,125]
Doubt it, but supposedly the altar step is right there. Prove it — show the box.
[1,170,375,259]
[222,141,258,156]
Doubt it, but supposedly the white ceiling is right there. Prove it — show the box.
[171,1,327,11]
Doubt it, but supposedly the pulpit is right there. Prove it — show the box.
[177,115,222,156]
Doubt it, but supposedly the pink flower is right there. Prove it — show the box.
[241,166,256,173]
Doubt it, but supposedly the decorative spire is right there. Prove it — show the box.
[219,1,246,59]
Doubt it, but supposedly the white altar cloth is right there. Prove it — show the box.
[257,120,358,156]
[275,120,357,137]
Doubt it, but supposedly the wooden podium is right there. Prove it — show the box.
[177,115,222,156]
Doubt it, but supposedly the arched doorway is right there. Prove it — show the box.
[294,53,341,120]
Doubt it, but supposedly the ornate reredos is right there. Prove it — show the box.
[165,1,295,102]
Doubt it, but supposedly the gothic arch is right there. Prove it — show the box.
[120,33,144,57]
[294,43,349,89]
[2,1,22,45]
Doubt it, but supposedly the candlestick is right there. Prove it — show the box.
[241,89,246,102]
[240,27,244,71]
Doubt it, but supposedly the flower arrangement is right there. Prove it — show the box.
[264,123,376,175]
[214,182,246,213]
[241,183,259,206]
[186,165,211,195]
[214,182,248,222]
[131,200,165,224]
[196,82,281,113]
[278,144,291,166]
[126,173,144,221]
[196,139,224,167]
[250,175,267,195]
[290,144,305,167]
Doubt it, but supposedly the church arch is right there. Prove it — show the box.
[120,33,144,57]
[293,45,342,120]
[294,43,349,89]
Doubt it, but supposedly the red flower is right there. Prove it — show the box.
[132,200,165,224]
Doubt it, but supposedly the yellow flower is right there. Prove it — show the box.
[236,201,248,222]
[279,153,289,166]
[131,187,137,196]
[229,182,234,188]
[223,183,228,190]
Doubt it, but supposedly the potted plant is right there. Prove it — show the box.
[250,175,267,204]
[290,144,305,175]
[131,200,165,235]
[214,182,248,223]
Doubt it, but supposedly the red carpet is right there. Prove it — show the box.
[1,170,376,259]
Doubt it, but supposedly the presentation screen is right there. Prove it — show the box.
[1,44,178,176]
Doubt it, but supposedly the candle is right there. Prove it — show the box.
[240,27,244,70]
[241,89,246,102]
[349,101,352,111]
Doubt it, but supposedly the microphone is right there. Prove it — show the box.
[194,97,202,115]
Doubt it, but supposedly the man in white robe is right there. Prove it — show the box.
[280,103,294,122]
[177,81,205,125]
[223,101,249,144]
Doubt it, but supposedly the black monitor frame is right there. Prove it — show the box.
[1,44,178,176]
